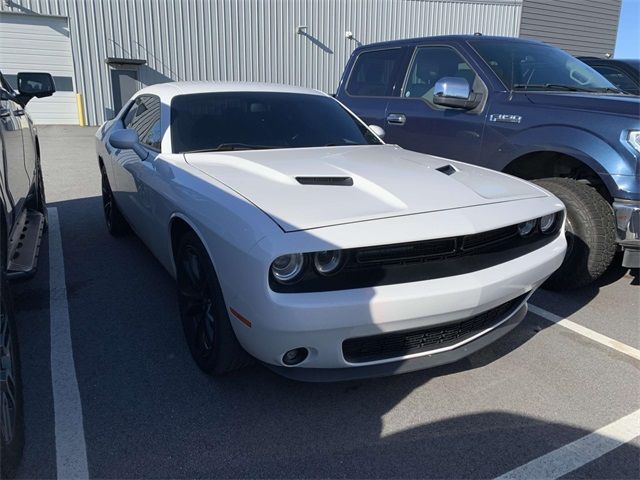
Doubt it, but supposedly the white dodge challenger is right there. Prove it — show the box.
[96,82,566,381]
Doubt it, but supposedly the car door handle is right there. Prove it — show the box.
[0,107,10,118]
[12,109,25,116]
[386,113,406,125]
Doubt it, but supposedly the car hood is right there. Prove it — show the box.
[185,145,547,232]
[525,92,640,118]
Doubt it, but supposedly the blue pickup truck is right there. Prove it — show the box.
[336,35,640,290]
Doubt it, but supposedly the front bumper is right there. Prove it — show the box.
[266,301,529,382]
[613,199,640,268]
[229,233,566,379]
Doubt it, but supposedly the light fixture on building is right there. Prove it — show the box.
[345,31,354,39]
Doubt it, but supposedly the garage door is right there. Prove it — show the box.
[0,13,78,125]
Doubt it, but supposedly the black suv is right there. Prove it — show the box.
[0,69,54,477]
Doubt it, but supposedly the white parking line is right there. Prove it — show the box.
[529,304,640,361]
[48,208,89,479]
[495,409,640,479]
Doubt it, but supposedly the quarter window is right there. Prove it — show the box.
[346,48,402,97]
[126,95,162,150]
[404,47,477,104]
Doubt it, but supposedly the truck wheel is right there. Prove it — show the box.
[100,166,129,236]
[0,231,24,478]
[176,231,251,375]
[533,178,616,290]
[34,164,48,229]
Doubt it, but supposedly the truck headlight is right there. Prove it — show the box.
[627,130,640,154]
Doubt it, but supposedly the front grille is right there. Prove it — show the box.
[342,293,528,363]
[462,225,518,251]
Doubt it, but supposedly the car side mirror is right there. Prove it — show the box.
[368,124,385,139]
[15,72,56,106]
[109,129,149,160]
[433,77,480,110]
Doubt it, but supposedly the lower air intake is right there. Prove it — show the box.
[342,293,528,363]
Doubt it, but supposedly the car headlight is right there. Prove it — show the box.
[517,219,537,236]
[271,253,305,284]
[540,213,559,234]
[313,250,344,275]
[627,130,640,154]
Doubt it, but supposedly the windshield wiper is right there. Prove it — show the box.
[184,143,277,153]
[512,83,597,92]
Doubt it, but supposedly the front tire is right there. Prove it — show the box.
[533,178,616,290]
[100,166,129,236]
[176,231,250,375]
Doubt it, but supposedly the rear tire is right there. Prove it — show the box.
[533,178,616,290]
[100,166,129,236]
[34,163,48,230]
[175,231,251,375]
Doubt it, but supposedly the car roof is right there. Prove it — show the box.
[579,57,640,70]
[355,34,547,50]
[134,81,328,101]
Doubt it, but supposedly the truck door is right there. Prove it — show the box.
[0,74,27,218]
[384,45,488,161]
[336,47,408,129]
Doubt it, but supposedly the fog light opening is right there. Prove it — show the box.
[282,348,309,366]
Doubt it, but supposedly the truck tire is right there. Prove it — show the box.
[533,178,616,290]
[175,231,251,375]
[0,220,24,478]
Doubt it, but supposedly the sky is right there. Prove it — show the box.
[615,0,640,58]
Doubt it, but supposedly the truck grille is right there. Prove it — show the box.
[342,293,528,363]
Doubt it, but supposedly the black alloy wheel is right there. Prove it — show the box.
[0,274,24,478]
[100,167,129,236]
[176,231,250,375]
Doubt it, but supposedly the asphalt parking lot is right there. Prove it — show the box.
[12,126,640,479]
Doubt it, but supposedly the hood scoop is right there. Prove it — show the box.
[296,176,354,186]
[436,164,457,176]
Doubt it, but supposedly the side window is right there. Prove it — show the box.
[346,48,402,97]
[590,65,637,93]
[0,71,14,96]
[404,46,477,104]
[128,95,162,150]
[123,101,138,128]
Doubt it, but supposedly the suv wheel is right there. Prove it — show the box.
[0,228,24,478]
[533,178,616,290]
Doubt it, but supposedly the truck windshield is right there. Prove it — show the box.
[171,92,382,154]
[470,40,619,93]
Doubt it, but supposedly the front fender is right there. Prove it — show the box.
[498,125,636,197]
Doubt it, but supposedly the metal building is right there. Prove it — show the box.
[0,0,621,126]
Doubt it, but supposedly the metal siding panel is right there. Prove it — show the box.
[1,0,524,125]
[0,11,78,124]
[520,0,621,57]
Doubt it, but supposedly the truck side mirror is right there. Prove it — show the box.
[368,124,385,139]
[109,129,149,160]
[433,77,480,110]
[16,72,56,106]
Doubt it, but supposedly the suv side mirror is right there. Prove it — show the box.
[109,129,149,160]
[16,72,56,105]
[433,77,480,110]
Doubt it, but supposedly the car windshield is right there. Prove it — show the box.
[470,40,619,92]
[171,92,382,153]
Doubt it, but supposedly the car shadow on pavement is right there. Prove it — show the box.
[531,250,637,325]
[13,195,637,479]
